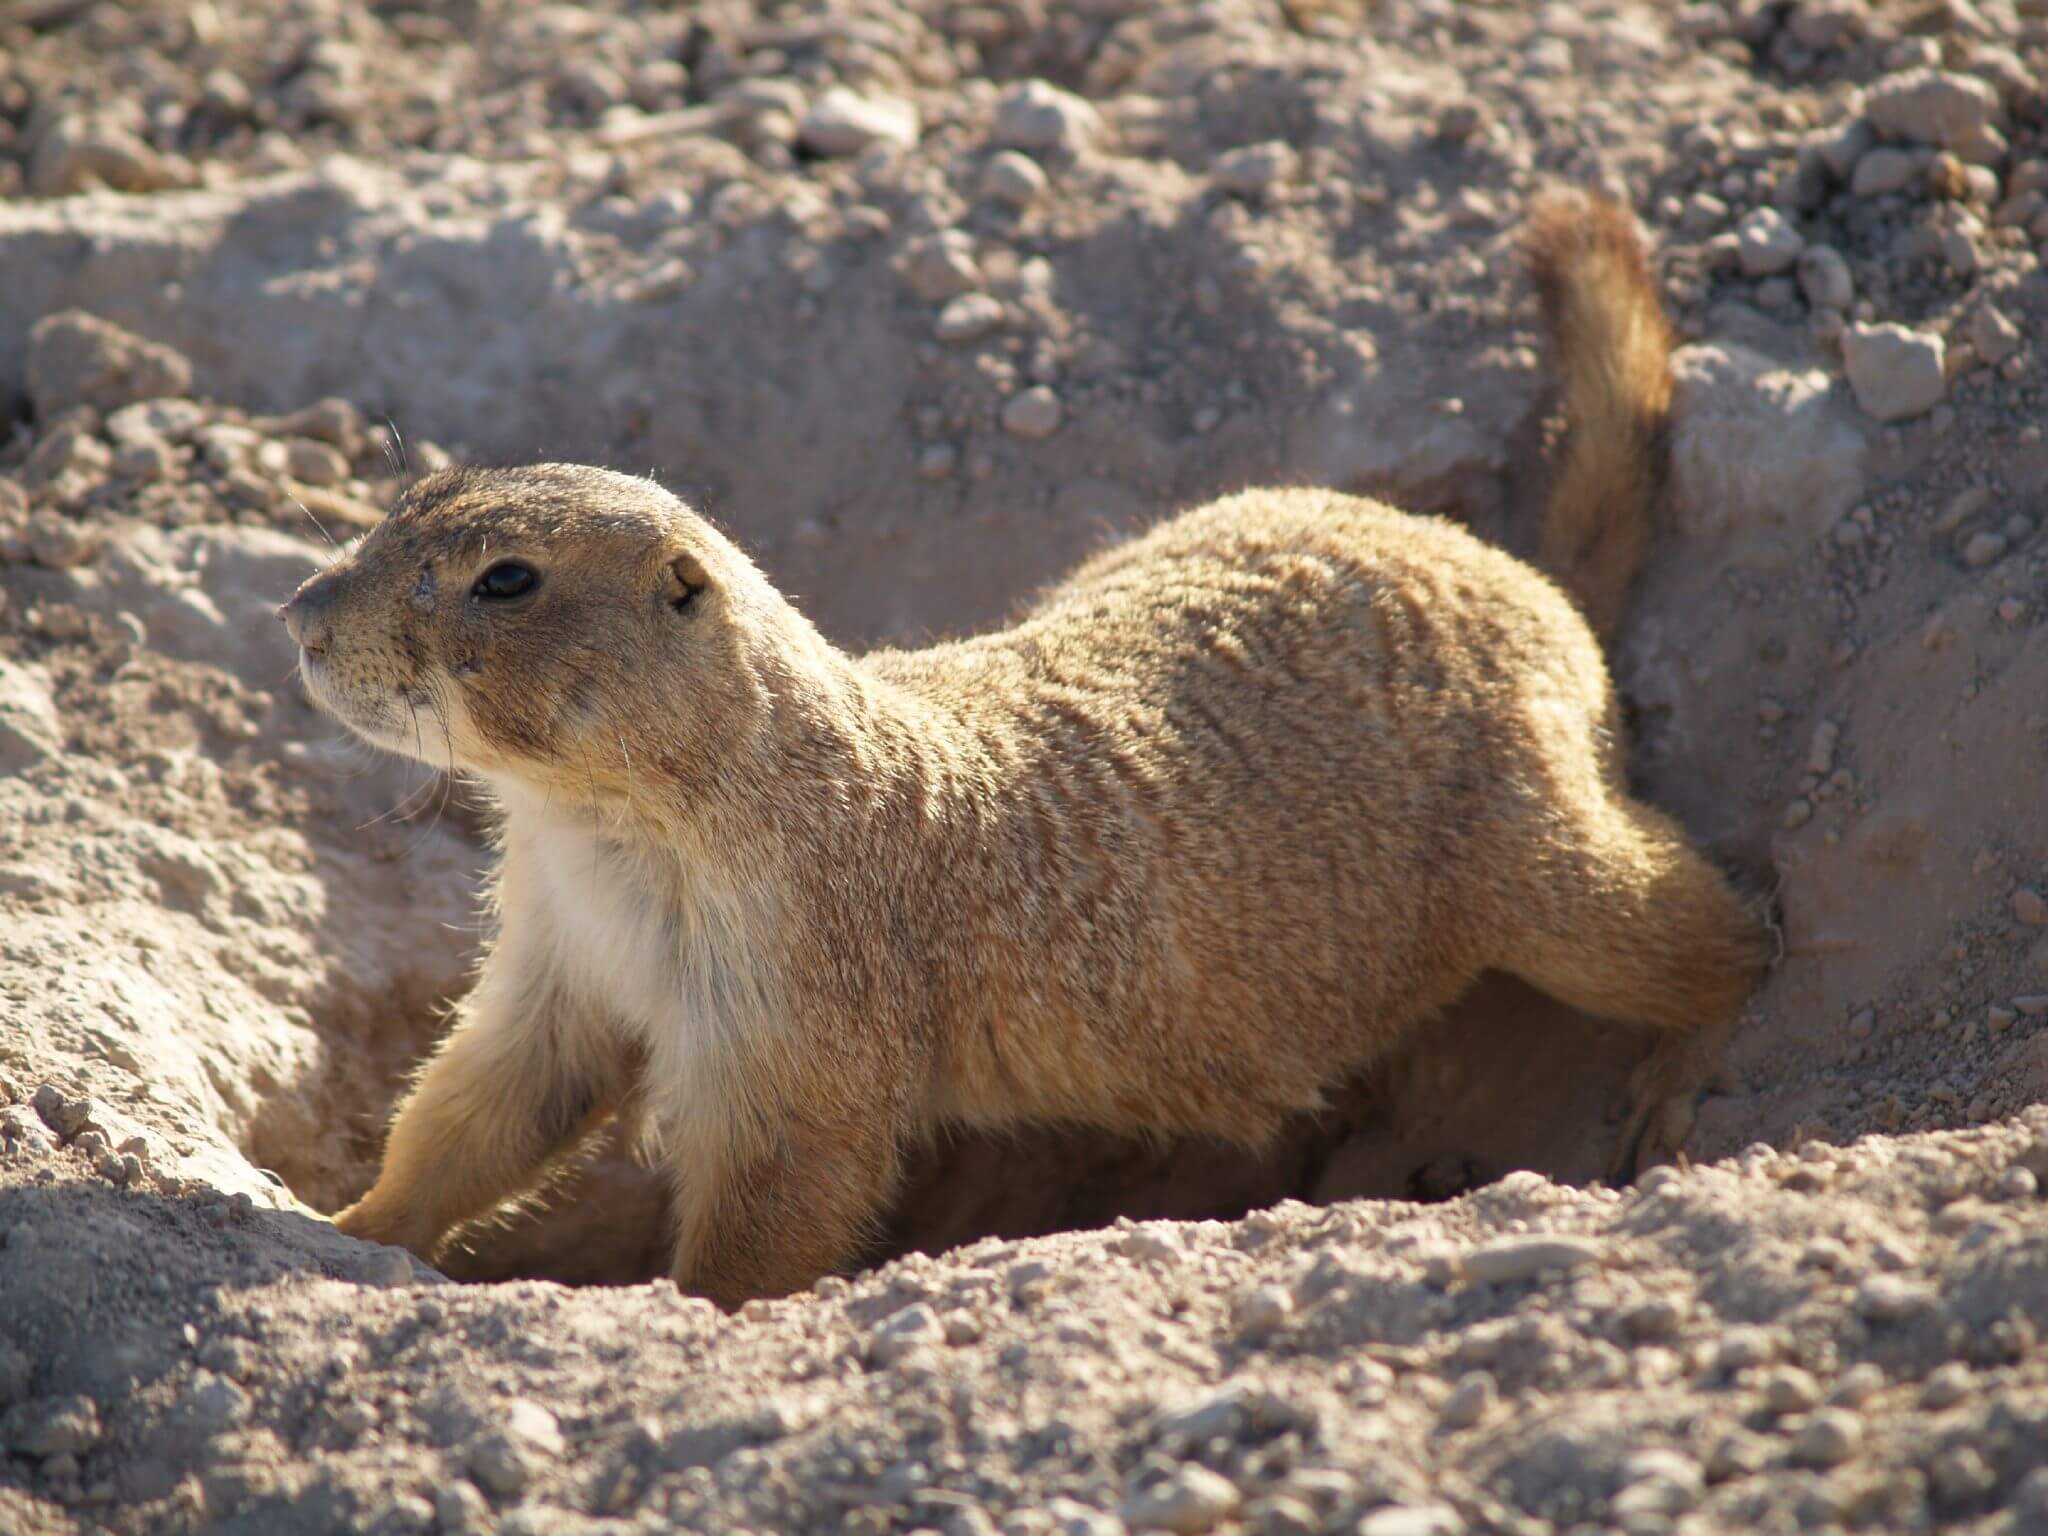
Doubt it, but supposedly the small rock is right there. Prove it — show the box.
[1865,68,2001,151]
[981,151,1048,208]
[1461,1235,1603,1285]
[1962,530,2008,568]
[1121,1464,1241,1534]
[30,1085,91,1140]
[25,512,102,571]
[937,293,1006,344]
[1970,304,2021,366]
[2011,889,2048,926]
[1830,1362,1885,1407]
[4,1395,101,1458]
[1814,116,1874,180]
[1919,1361,1972,1409]
[1764,1366,1821,1414]
[284,438,350,487]
[2013,1466,2048,1524]
[799,88,918,156]
[27,312,194,420]
[902,232,981,304]
[1707,1430,1769,1482]
[1002,387,1064,441]
[1615,1449,1704,1518]
[1790,1408,1862,1467]
[433,1481,492,1533]
[1806,719,1840,777]
[1796,245,1855,310]
[1855,1274,1933,1322]
[870,1303,943,1366]
[1715,1325,1778,1373]
[993,81,1099,156]
[0,660,63,776]
[29,115,184,196]
[1738,207,1805,276]
[0,1343,30,1410]
[1851,146,1920,197]
[1233,1285,1293,1338]
[1355,1507,1464,1536]
[1841,323,1946,422]
[1438,1371,1495,1430]
[1242,1495,1317,1536]
[1930,1445,1996,1505]
[1212,141,1298,199]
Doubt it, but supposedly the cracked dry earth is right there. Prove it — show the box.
[6,0,2048,1532]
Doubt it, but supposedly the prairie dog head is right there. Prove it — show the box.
[281,464,791,804]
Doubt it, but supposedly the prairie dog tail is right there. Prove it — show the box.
[1521,189,1676,642]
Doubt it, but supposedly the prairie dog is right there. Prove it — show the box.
[287,191,1766,1306]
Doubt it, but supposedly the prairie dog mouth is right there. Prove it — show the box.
[298,649,430,760]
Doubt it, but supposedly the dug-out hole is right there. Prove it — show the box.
[259,941,1654,1289]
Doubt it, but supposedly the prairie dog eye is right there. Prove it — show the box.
[474,561,538,600]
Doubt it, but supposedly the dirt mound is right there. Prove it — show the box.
[3,0,2048,1530]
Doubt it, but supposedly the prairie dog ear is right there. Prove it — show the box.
[668,551,711,610]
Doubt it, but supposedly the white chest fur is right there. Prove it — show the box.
[493,786,781,1162]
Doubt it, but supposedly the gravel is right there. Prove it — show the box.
[5,2,2048,1533]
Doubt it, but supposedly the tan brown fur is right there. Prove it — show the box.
[289,192,1766,1307]
[1522,188,1677,641]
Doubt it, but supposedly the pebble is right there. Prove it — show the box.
[1002,386,1064,440]
[1715,1325,1777,1373]
[1737,207,1805,276]
[1962,530,2008,568]
[937,293,1006,344]
[1613,1449,1704,1518]
[31,1085,91,1140]
[1814,116,1874,180]
[4,1395,101,1458]
[1790,1408,1863,1467]
[1243,1495,1317,1536]
[1212,141,1298,199]
[1865,68,2001,152]
[1355,1507,1464,1536]
[870,1303,943,1366]
[1437,1371,1495,1430]
[1796,245,1854,311]
[1233,1284,1293,1338]
[1763,1366,1821,1414]
[26,311,194,421]
[1121,1464,1240,1534]
[799,88,918,157]
[1841,323,1945,423]
[1459,1234,1603,1285]
[1919,1361,1972,1409]
[981,151,1048,209]
[433,1481,492,1533]
[284,437,350,486]
[1855,1274,1934,1322]
[2011,888,2048,926]
[25,512,101,570]
[1851,146,1920,197]
[29,116,185,197]
[1806,719,1839,777]
[1930,1445,1996,1504]
[1830,1362,1886,1407]
[1969,304,2021,366]
[993,81,1099,156]
[903,232,982,304]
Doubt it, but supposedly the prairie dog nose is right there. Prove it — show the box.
[281,571,343,655]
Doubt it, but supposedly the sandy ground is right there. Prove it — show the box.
[3,0,2048,1530]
